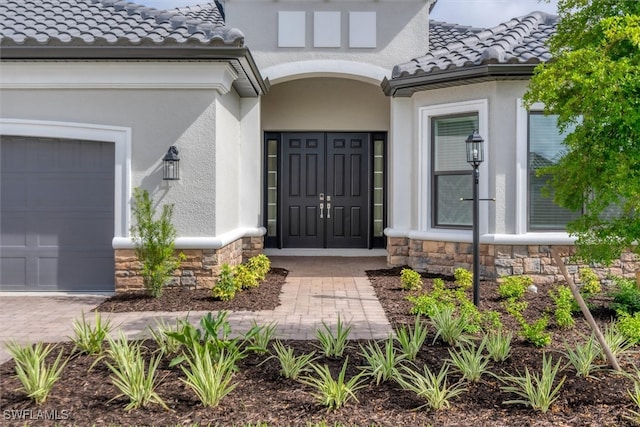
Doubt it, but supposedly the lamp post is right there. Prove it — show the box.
[466,130,484,307]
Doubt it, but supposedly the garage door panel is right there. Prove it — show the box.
[1,176,28,209]
[0,215,27,246]
[1,136,115,292]
[37,214,113,247]
[34,176,113,210]
[0,258,27,287]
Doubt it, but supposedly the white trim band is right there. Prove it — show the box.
[112,227,267,250]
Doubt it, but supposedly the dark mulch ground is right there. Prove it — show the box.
[1,266,639,426]
[94,268,289,313]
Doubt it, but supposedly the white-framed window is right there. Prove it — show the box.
[516,99,579,234]
[419,99,489,234]
[431,113,478,228]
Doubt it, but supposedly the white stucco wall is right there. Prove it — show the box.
[225,1,432,73]
[386,79,571,245]
[0,62,260,244]
[262,77,390,131]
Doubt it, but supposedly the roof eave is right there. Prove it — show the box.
[0,44,269,97]
[382,64,538,97]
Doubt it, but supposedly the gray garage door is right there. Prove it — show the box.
[1,136,115,292]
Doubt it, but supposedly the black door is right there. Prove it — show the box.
[281,132,370,248]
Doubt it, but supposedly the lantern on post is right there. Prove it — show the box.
[162,146,180,181]
[466,130,484,306]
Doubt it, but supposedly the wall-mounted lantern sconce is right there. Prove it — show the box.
[162,146,180,181]
[465,129,484,168]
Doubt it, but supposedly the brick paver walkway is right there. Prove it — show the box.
[0,256,392,363]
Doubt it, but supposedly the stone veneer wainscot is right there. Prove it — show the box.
[114,236,264,293]
[387,237,639,285]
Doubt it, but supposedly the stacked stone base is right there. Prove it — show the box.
[115,236,264,293]
[387,237,639,285]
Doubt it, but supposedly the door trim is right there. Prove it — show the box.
[263,131,386,249]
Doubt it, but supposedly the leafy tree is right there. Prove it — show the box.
[524,0,640,264]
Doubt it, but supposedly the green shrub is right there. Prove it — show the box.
[247,254,271,281]
[610,276,640,316]
[212,264,237,301]
[616,312,640,345]
[130,188,184,298]
[521,316,552,348]
[408,293,454,318]
[400,268,422,291]
[497,276,531,300]
[235,264,259,289]
[549,285,576,329]
[454,268,473,290]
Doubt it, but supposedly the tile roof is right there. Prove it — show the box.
[394,11,558,79]
[173,2,225,22]
[0,0,243,48]
[429,20,484,51]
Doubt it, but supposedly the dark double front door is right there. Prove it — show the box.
[281,133,370,248]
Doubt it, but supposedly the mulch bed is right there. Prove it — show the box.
[94,268,289,313]
[1,266,638,426]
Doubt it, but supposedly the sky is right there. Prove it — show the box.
[141,0,559,29]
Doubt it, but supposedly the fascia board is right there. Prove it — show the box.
[382,64,536,96]
[0,61,238,92]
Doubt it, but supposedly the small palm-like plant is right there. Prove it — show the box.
[394,316,428,361]
[601,321,634,358]
[448,341,490,382]
[103,332,168,411]
[70,311,113,355]
[498,353,566,413]
[484,329,513,363]
[180,343,238,407]
[267,340,317,380]
[244,320,278,355]
[5,341,69,404]
[300,359,367,411]
[626,367,640,424]
[395,363,467,410]
[149,317,183,356]
[562,335,602,378]
[430,306,473,346]
[315,315,352,357]
[359,336,405,385]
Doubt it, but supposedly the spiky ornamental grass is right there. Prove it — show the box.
[483,329,513,363]
[314,315,352,357]
[300,359,367,411]
[498,353,566,413]
[267,340,317,381]
[69,311,113,356]
[447,341,490,382]
[395,363,467,411]
[430,305,473,347]
[5,341,69,405]
[103,332,168,411]
[562,335,602,378]
[359,336,405,385]
[394,316,428,361]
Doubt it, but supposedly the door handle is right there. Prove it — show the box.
[320,203,324,219]
[327,203,331,219]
